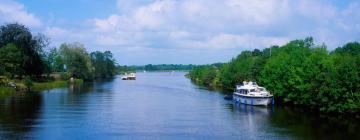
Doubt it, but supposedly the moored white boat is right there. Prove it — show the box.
[233,81,273,106]
[121,73,136,80]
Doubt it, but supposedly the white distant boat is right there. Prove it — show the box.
[121,73,136,80]
[233,81,273,106]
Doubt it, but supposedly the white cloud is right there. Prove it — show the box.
[90,0,293,49]
[169,30,190,40]
[0,0,42,28]
[23,0,359,64]
[181,34,288,50]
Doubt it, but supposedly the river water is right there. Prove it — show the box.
[0,72,359,139]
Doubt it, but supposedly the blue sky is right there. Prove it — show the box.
[0,0,359,65]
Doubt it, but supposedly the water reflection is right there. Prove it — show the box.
[0,73,359,139]
[268,107,360,139]
[0,93,42,139]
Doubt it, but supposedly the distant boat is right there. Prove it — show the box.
[121,73,136,80]
[233,81,273,106]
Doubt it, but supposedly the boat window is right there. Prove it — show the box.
[253,82,257,86]
[250,89,255,92]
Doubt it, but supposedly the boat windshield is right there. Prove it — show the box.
[252,82,257,86]
[258,88,266,91]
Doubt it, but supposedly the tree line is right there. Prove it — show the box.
[0,23,117,82]
[130,64,196,71]
[189,37,360,113]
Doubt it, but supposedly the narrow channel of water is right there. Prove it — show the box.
[0,72,359,139]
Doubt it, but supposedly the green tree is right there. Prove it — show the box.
[59,42,94,80]
[333,42,360,56]
[189,37,360,113]
[0,43,23,77]
[90,51,116,78]
[0,23,48,76]
[46,47,65,72]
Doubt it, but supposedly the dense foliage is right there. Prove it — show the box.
[58,43,95,80]
[47,43,118,80]
[189,37,360,113]
[117,65,136,74]
[0,23,48,77]
[131,64,196,71]
[90,51,116,78]
[0,23,118,82]
[189,64,222,87]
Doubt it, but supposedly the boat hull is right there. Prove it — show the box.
[121,77,136,80]
[233,93,273,106]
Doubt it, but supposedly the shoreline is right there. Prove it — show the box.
[0,79,84,97]
[188,76,360,116]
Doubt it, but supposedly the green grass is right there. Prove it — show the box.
[0,78,85,98]
[33,80,68,91]
[73,79,84,85]
[32,79,84,91]
[0,87,16,97]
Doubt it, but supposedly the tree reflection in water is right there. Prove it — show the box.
[225,103,360,139]
[0,93,42,139]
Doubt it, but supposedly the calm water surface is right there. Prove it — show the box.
[0,72,359,139]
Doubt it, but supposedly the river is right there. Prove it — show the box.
[0,72,359,139]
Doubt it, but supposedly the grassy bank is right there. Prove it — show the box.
[32,80,68,91]
[0,87,16,97]
[32,79,84,91]
[0,78,84,98]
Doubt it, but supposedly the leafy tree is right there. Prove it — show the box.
[189,37,360,113]
[333,42,360,56]
[59,42,94,80]
[0,43,23,77]
[90,51,116,78]
[46,47,65,72]
[0,23,48,76]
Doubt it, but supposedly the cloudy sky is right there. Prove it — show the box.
[0,0,359,65]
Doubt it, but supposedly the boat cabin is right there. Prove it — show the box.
[235,81,269,95]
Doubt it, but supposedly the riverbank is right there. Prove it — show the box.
[0,87,16,98]
[0,78,84,98]
[2,72,360,139]
[188,38,360,114]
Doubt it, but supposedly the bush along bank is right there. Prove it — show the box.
[0,23,118,95]
[189,37,360,114]
[0,75,84,96]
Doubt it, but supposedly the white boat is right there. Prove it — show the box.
[121,73,136,80]
[233,81,273,106]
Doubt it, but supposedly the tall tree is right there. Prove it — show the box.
[59,43,94,80]
[0,43,23,77]
[0,23,48,76]
[90,51,116,78]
